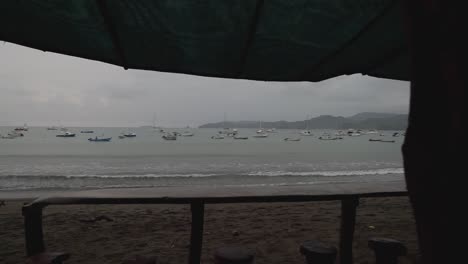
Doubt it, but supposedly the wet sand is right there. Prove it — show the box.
[1,195,418,264]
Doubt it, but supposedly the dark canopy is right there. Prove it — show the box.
[0,0,409,82]
[3,2,467,264]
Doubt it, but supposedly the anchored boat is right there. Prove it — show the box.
[56,131,76,137]
[88,136,111,142]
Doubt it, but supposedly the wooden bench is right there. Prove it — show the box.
[22,185,407,264]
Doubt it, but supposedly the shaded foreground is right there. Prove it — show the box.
[1,197,417,263]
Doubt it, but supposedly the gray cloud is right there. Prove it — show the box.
[0,43,409,127]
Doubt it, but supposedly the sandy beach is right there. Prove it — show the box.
[1,195,418,264]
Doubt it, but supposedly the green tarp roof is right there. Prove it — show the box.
[0,0,409,82]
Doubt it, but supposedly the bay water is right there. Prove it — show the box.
[0,127,404,192]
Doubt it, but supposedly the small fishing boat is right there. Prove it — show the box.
[319,136,343,140]
[369,139,395,143]
[266,128,277,133]
[181,131,194,137]
[8,131,24,137]
[1,131,21,139]
[81,130,94,133]
[226,131,238,137]
[88,136,111,142]
[335,130,346,136]
[46,126,58,131]
[211,134,225,139]
[253,132,268,138]
[2,130,25,139]
[14,124,28,131]
[123,132,136,137]
[118,134,126,139]
[284,137,301,141]
[234,135,248,140]
[347,131,361,136]
[219,128,238,136]
[56,131,76,137]
[162,133,177,140]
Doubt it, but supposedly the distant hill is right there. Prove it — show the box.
[199,112,408,130]
[348,112,401,121]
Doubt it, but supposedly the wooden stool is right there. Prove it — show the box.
[368,237,407,264]
[214,246,255,264]
[300,240,337,264]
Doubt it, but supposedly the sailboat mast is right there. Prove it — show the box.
[223,112,227,128]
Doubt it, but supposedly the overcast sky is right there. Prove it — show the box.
[0,43,409,127]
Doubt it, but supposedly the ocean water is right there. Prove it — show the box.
[0,127,405,191]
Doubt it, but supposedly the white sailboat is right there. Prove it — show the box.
[300,115,313,136]
[47,121,60,130]
[218,112,237,136]
[151,113,159,130]
[254,120,268,138]
[253,121,268,138]
[256,120,264,134]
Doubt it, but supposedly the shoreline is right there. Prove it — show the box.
[0,179,406,200]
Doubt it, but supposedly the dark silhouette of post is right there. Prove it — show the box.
[300,240,337,264]
[405,1,466,263]
[214,246,255,264]
[23,206,45,257]
[339,197,359,264]
[368,238,406,264]
[189,201,204,264]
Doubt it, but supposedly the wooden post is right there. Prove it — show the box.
[404,1,466,264]
[189,201,205,264]
[339,197,359,264]
[23,206,45,257]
